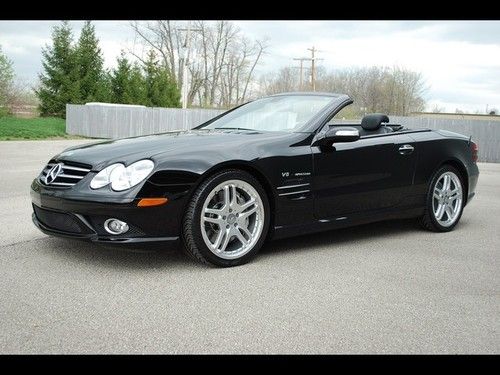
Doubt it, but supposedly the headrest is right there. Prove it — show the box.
[361,113,390,130]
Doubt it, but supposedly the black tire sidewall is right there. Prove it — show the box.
[186,170,270,267]
[426,165,465,232]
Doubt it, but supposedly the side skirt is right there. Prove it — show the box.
[271,206,425,240]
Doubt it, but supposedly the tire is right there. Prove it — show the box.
[420,164,465,232]
[182,169,270,267]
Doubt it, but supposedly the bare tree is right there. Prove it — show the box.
[431,104,445,113]
[130,20,267,108]
[387,66,427,115]
[313,65,427,116]
[218,37,268,106]
[130,21,182,83]
[259,67,300,95]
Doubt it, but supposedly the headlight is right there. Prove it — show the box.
[90,163,125,189]
[90,160,154,191]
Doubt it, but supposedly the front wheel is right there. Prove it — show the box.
[182,170,270,267]
[420,165,465,232]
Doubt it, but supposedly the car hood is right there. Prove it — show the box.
[56,129,293,169]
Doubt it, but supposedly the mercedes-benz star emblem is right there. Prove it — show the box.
[44,163,63,185]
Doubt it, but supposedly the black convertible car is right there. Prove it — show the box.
[31,92,479,266]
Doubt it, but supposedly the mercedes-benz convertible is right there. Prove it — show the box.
[31,92,479,266]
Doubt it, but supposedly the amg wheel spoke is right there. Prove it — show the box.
[450,200,458,210]
[240,205,257,219]
[445,205,454,221]
[433,191,441,200]
[239,198,256,212]
[235,228,249,246]
[203,216,223,225]
[205,207,223,216]
[230,184,238,206]
[238,225,252,240]
[449,189,460,200]
[223,185,231,209]
[435,203,446,220]
[218,229,232,252]
[212,229,224,249]
[443,175,451,192]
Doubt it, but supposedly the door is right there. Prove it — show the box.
[313,132,417,219]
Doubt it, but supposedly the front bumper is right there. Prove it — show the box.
[32,212,179,244]
[30,178,183,245]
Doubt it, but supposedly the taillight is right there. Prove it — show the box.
[471,141,478,163]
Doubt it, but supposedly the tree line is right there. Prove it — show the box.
[259,65,428,116]
[36,21,180,118]
[2,20,433,119]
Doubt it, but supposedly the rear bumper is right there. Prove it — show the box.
[467,191,476,205]
[466,163,479,206]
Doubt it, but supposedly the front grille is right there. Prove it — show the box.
[33,205,93,234]
[39,160,92,188]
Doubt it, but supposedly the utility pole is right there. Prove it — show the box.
[293,58,309,90]
[309,46,316,91]
[293,47,323,91]
[307,46,323,91]
[177,22,201,109]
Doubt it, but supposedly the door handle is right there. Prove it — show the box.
[398,144,414,155]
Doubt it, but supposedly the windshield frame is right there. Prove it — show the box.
[194,93,352,134]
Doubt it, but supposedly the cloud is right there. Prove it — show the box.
[0,21,135,80]
[235,21,500,112]
[1,20,500,113]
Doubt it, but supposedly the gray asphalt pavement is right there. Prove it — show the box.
[0,140,499,354]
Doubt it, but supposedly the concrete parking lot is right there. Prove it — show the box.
[0,139,498,354]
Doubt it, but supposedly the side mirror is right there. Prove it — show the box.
[312,127,360,147]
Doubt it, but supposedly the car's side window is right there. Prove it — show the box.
[319,106,361,134]
[322,107,405,139]
[331,105,361,122]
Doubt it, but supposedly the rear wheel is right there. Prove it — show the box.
[182,170,270,267]
[420,165,465,232]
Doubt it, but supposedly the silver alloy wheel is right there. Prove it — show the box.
[432,171,463,227]
[200,179,265,259]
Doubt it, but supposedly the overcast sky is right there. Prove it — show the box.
[1,20,500,113]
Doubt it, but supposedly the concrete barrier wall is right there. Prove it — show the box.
[66,104,500,162]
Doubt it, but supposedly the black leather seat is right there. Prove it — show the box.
[359,113,392,136]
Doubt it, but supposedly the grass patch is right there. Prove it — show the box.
[0,116,82,140]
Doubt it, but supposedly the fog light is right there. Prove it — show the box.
[104,218,129,235]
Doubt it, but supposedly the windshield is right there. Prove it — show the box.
[201,95,333,132]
